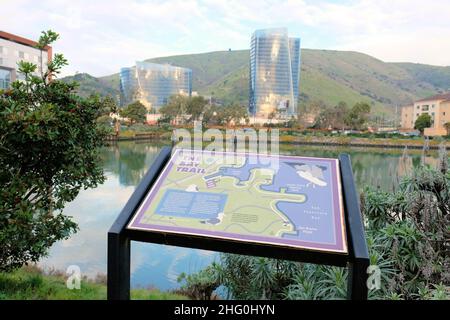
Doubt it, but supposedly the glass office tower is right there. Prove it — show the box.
[120,61,192,111]
[249,28,301,117]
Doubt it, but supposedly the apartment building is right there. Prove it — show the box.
[0,31,52,89]
[401,93,450,136]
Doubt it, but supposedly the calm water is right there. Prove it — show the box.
[39,141,439,290]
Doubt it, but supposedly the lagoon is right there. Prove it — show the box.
[39,141,439,290]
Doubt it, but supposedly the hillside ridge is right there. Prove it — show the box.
[62,48,450,113]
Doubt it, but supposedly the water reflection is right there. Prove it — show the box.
[39,141,439,290]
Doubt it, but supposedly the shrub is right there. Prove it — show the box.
[179,147,449,300]
[0,31,106,271]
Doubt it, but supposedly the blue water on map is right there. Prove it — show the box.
[210,156,337,245]
[204,156,272,185]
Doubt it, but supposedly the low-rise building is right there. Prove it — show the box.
[0,31,51,89]
[400,93,450,136]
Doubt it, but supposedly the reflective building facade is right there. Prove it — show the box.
[249,28,301,117]
[120,61,192,111]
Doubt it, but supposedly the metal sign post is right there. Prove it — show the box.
[107,147,369,300]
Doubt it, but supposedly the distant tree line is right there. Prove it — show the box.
[298,100,372,131]
[159,94,248,127]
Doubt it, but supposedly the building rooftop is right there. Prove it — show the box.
[253,27,288,37]
[415,92,450,103]
[136,61,191,72]
[0,30,51,51]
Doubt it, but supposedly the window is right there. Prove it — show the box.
[432,104,435,108]
[0,68,11,89]
[19,51,24,59]
[422,105,429,111]
[443,112,446,116]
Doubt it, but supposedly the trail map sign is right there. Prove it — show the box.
[128,149,347,254]
[108,147,369,300]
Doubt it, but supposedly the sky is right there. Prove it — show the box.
[2,0,450,77]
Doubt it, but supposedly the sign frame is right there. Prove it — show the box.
[107,146,370,300]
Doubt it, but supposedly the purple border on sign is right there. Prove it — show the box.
[128,149,347,253]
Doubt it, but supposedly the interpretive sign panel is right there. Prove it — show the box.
[127,149,347,253]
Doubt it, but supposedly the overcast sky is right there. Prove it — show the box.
[2,0,450,77]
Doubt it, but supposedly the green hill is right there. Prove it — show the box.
[61,73,119,99]
[62,49,450,113]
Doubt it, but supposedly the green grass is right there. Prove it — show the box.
[0,266,187,300]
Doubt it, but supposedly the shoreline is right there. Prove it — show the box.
[105,134,448,150]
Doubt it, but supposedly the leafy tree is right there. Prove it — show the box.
[95,96,118,134]
[0,30,107,271]
[268,111,277,124]
[97,95,118,117]
[314,101,349,130]
[186,96,207,121]
[96,115,113,134]
[159,94,186,123]
[120,101,147,125]
[285,116,298,129]
[202,104,221,126]
[414,114,432,134]
[344,102,371,130]
[219,104,247,127]
[443,122,450,136]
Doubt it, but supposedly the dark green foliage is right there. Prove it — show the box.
[159,94,248,126]
[444,122,450,136]
[176,263,221,300]
[186,96,208,121]
[344,102,371,130]
[313,101,349,130]
[0,31,107,271]
[414,114,432,133]
[312,101,371,130]
[159,94,188,122]
[214,104,248,126]
[361,148,449,299]
[180,148,449,300]
[120,101,147,125]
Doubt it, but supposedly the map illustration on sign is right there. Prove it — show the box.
[128,149,347,253]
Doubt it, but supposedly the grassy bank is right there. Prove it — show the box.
[109,127,449,149]
[0,266,187,300]
[279,135,449,149]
